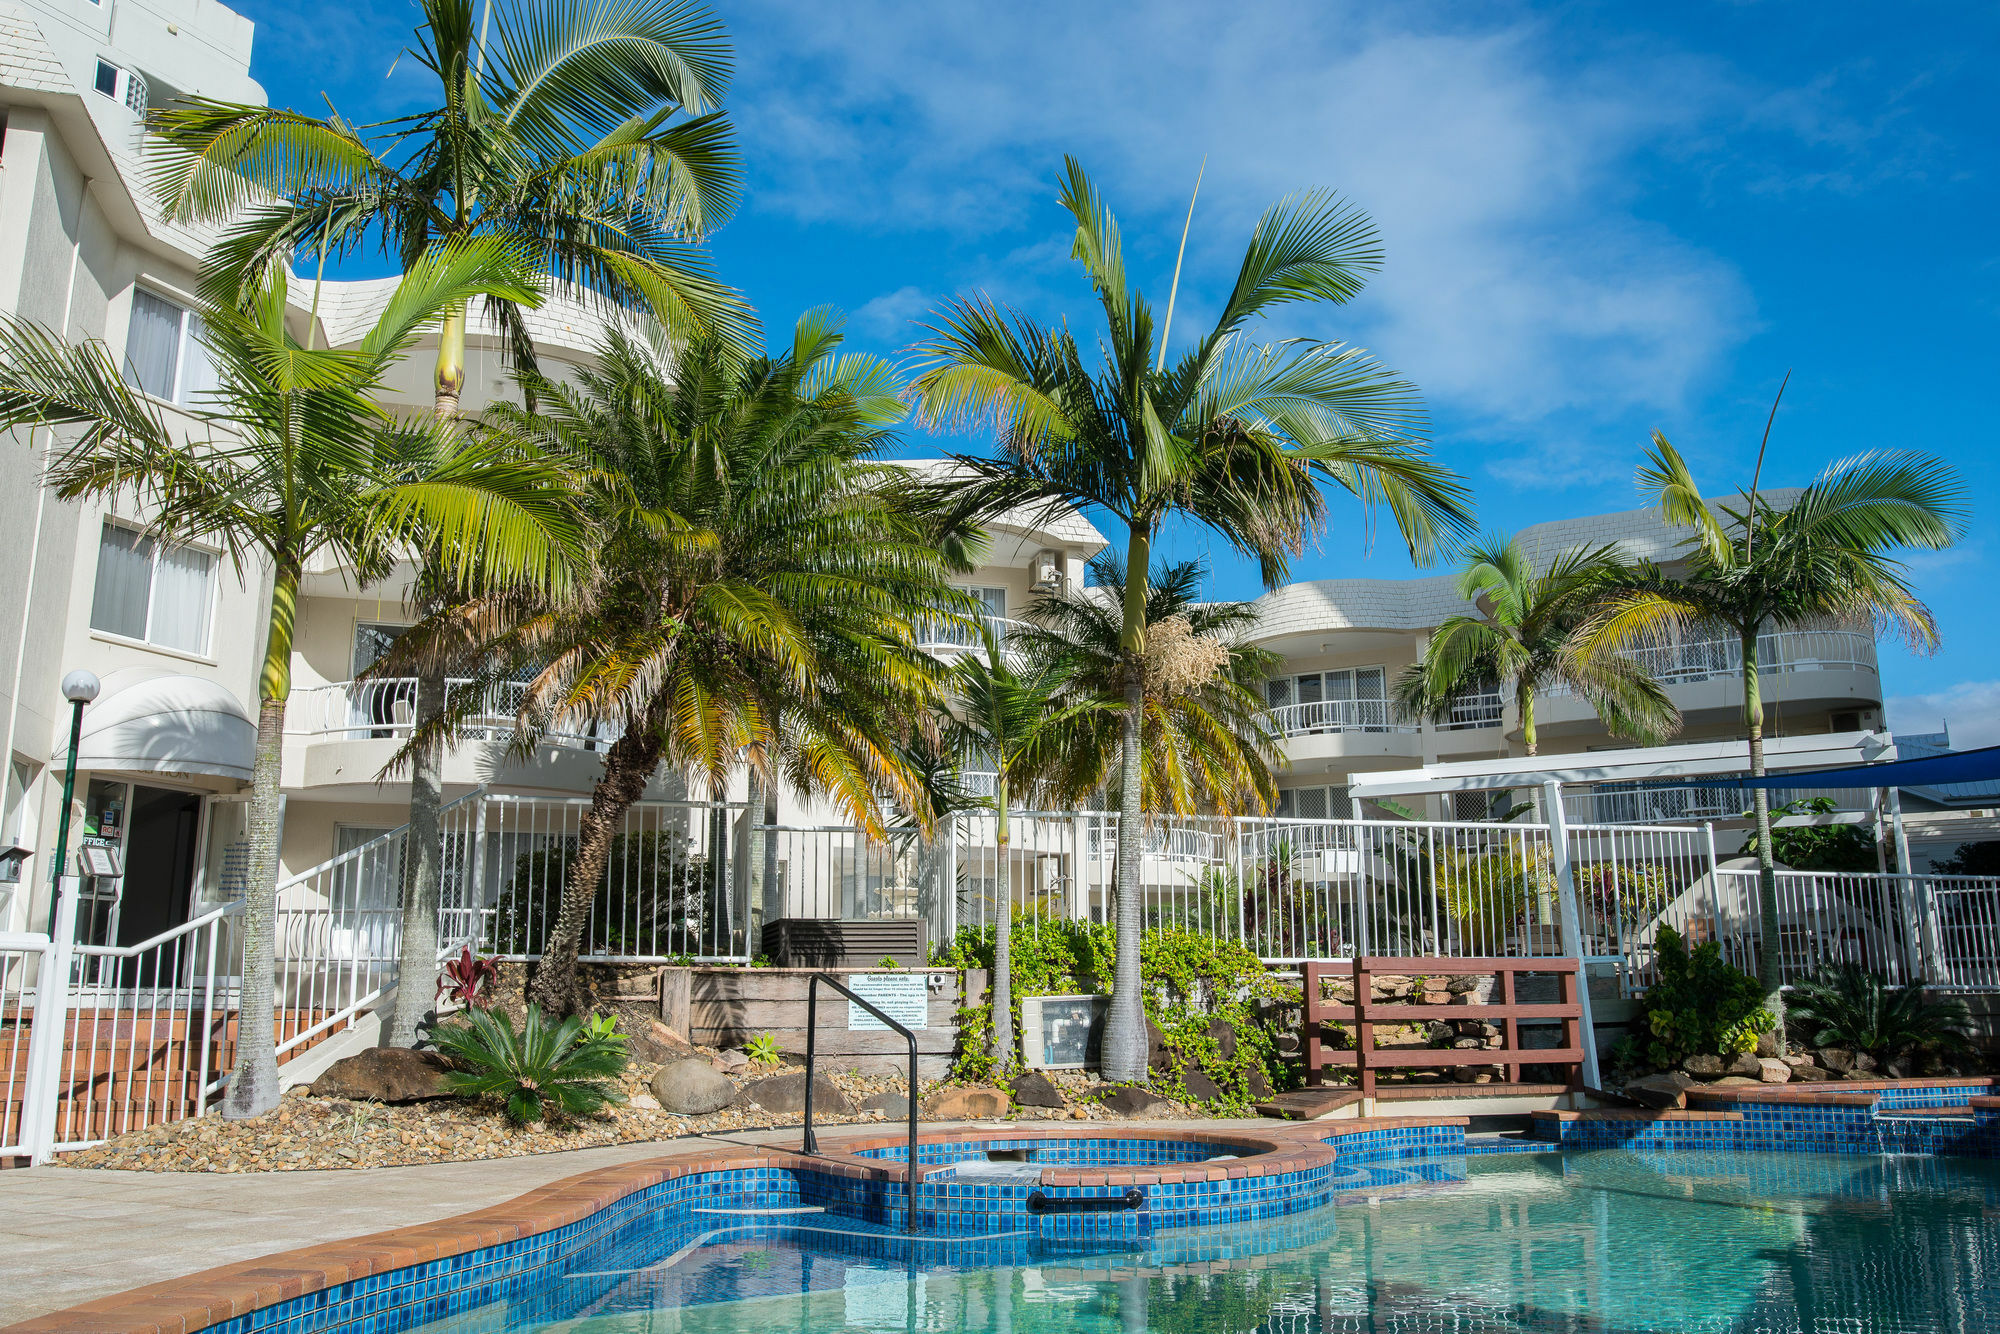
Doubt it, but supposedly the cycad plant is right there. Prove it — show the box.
[1784,964,1971,1062]
[913,160,1471,1081]
[421,311,962,1014]
[1590,436,1963,1026]
[1395,533,1679,755]
[150,0,747,1048]
[0,248,584,1117]
[429,1004,629,1125]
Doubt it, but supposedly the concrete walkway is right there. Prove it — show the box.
[0,1119,1273,1325]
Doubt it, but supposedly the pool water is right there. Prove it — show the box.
[480,1150,2000,1334]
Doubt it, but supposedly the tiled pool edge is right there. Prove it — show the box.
[0,1120,1455,1334]
[1531,1079,2000,1156]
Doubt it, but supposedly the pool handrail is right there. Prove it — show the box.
[802,971,920,1232]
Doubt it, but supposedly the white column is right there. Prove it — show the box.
[1542,779,1602,1090]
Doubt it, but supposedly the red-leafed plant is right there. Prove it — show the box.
[437,945,501,1009]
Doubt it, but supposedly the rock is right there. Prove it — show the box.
[1783,1053,1816,1069]
[712,1049,750,1074]
[1885,1058,1915,1080]
[1451,1038,1484,1050]
[1682,1053,1727,1079]
[310,1047,455,1103]
[747,1071,854,1117]
[1008,1070,1065,1109]
[920,1085,1011,1120]
[1817,1047,1856,1074]
[1147,1018,1172,1073]
[1247,1065,1272,1099]
[626,1021,703,1066]
[1852,1051,1878,1073]
[628,1092,661,1111]
[1789,1062,1831,1082]
[1206,1017,1239,1062]
[1623,1071,1696,1109]
[1755,1030,1783,1059]
[1098,1085,1177,1119]
[1756,1058,1792,1084]
[1726,1053,1764,1078]
[650,1059,740,1115]
[1713,1076,1763,1086]
[860,1090,910,1118]
[1181,1067,1224,1104]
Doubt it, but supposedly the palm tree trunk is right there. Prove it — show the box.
[991,777,1013,1071]
[528,724,663,1016]
[386,670,446,1047]
[1518,680,1537,756]
[1742,626,1786,1041]
[222,562,298,1120]
[1101,527,1152,1084]
[435,304,467,419]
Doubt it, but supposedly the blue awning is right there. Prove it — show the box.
[1693,743,2000,791]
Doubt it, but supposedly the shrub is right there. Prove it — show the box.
[1635,926,1773,1067]
[1139,928,1299,1112]
[1785,965,1971,1060]
[435,945,500,1009]
[1432,846,1553,955]
[744,1032,782,1066]
[429,1004,628,1126]
[1740,798,1883,872]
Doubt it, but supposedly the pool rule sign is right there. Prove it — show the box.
[845,972,929,1032]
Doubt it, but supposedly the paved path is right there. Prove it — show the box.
[0,1119,1272,1325]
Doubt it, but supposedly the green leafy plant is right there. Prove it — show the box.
[1636,926,1773,1067]
[1784,965,1971,1060]
[1740,798,1885,872]
[1139,928,1299,1111]
[744,1032,782,1066]
[1432,846,1553,955]
[877,956,901,970]
[429,1004,629,1126]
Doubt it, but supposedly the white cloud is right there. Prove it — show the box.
[1888,681,2000,750]
[849,285,933,347]
[727,2,1756,436]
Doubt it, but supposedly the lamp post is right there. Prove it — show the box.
[46,669,99,930]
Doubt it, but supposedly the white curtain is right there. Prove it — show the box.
[148,542,213,654]
[123,289,183,401]
[88,524,152,640]
[178,313,220,405]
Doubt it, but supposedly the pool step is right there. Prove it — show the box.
[1256,1088,1363,1121]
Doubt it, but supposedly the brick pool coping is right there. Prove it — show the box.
[0,1118,1462,1334]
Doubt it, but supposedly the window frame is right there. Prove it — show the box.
[122,285,215,407]
[88,518,219,658]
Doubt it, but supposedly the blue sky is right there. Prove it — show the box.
[230,0,1999,739]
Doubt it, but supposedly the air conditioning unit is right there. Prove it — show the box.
[1031,548,1065,592]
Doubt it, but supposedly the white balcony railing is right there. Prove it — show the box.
[915,614,1028,655]
[1438,690,1505,731]
[1269,698,1417,737]
[284,679,619,752]
[1542,628,1876,699]
[1561,782,1866,827]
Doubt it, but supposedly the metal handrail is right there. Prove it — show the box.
[802,971,919,1233]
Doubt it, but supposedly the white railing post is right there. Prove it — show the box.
[466,794,489,950]
[1541,780,1601,1090]
[22,876,80,1164]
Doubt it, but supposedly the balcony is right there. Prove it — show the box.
[915,615,1029,656]
[1541,629,1876,699]
[1270,699,1416,737]
[285,679,617,752]
[1560,782,1865,827]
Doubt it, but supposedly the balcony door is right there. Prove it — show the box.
[350,621,416,737]
[1268,668,1387,731]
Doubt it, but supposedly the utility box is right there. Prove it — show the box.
[1020,993,1107,1069]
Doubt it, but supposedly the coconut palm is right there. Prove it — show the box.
[151,0,745,1043]
[1394,533,1680,756]
[0,246,586,1117]
[428,311,962,1014]
[938,626,1099,1069]
[911,159,1472,1081]
[1589,435,1963,1027]
[1012,554,1282,818]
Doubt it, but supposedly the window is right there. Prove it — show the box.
[123,288,217,406]
[1274,785,1354,821]
[1267,668,1389,729]
[92,59,145,114]
[89,521,215,654]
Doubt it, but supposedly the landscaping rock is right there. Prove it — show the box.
[625,1021,703,1066]
[1755,1031,1782,1059]
[1147,1018,1172,1073]
[1756,1058,1792,1084]
[747,1071,854,1117]
[1098,1085,1177,1119]
[1789,1062,1831,1082]
[1206,1017,1238,1062]
[921,1085,1011,1120]
[1724,1053,1763,1077]
[860,1090,910,1119]
[1681,1054,1727,1079]
[310,1047,455,1103]
[1180,1067,1224,1105]
[1247,1065,1272,1100]
[1852,1051,1878,1073]
[712,1049,750,1074]
[1885,1058,1915,1080]
[1008,1070,1066,1109]
[650,1059,740,1115]
[1783,1053,1817,1069]
[1817,1047,1856,1074]
[1712,1076,1762,1086]
[1623,1071,1696,1109]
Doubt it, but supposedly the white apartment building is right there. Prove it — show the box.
[0,0,1899,965]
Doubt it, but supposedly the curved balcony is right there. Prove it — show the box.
[1270,699,1415,737]
[285,678,617,752]
[1541,629,1877,698]
[915,615,1029,656]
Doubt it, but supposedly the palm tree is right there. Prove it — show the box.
[150,0,746,1045]
[1590,435,1963,1028]
[0,247,585,1117]
[1394,533,1680,757]
[911,159,1472,1081]
[433,311,962,1014]
[939,626,1096,1069]
[1012,555,1282,818]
